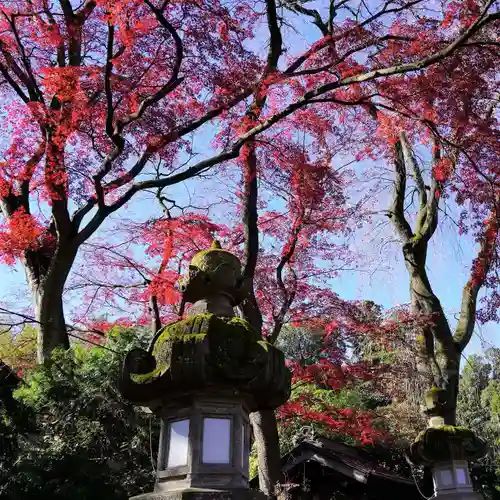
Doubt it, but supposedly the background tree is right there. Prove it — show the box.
[457,350,500,499]
[384,129,497,425]
[0,325,38,373]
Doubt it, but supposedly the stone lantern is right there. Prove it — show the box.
[409,388,487,500]
[120,241,291,500]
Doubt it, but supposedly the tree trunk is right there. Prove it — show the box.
[24,245,77,364]
[33,285,70,363]
[404,240,460,425]
[250,409,281,498]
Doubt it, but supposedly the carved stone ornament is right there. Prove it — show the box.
[120,242,291,413]
[409,425,487,466]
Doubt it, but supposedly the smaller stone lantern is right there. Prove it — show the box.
[409,388,487,500]
[120,242,291,500]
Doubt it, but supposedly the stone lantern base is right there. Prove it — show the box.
[131,488,267,500]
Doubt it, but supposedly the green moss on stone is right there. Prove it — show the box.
[437,425,469,433]
[128,313,268,386]
[153,317,210,350]
[130,366,166,384]
[257,340,270,352]
[414,425,471,443]
[412,425,487,464]
[191,248,236,266]
[227,316,251,327]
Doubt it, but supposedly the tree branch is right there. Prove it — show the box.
[239,0,282,334]
[0,40,40,101]
[91,4,185,210]
[149,292,162,335]
[75,0,498,247]
[455,205,498,352]
[5,13,44,102]
[286,1,328,36]
[418,140,443,241]
[21,139,46,211]
[0,61,30,103]
[270,222,300,344]
[389,141,413,242]
[42,1,66,67]
[400,131,428,235]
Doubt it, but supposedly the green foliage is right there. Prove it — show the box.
[0,326,38,371]
[292,382,378,413]
[275,326,393,451]
[275,325,323,364]
[0,327,157,500]
[457,351,500,499]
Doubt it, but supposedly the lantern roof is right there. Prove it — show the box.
[120,242,291,414]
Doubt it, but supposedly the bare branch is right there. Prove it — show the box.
[0,61,30,103]
[389,141,413,242]
[400,131,428,234]
[4,13,44,102]
[0,39,40,101]
[286,1,328,36]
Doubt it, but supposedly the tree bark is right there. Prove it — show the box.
[250,409,281,498]
[404,235,460,425]
[23,245,77,363]
[33,285,70,363]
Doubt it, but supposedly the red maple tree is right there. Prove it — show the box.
[0,0,497,362]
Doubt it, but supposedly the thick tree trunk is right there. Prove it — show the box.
[404,241,460,425]
[24,245,77,363]
[250,409,281,498]
[33,285,70,363]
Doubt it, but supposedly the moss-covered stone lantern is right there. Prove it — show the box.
[409,388,487,499]
[120,241,291,500]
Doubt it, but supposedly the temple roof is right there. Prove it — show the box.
[251,436,422,500]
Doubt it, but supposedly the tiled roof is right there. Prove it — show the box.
[280,436,415,486]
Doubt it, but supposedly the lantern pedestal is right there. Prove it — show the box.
[410,427,486,500]
[131,488,266,500]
